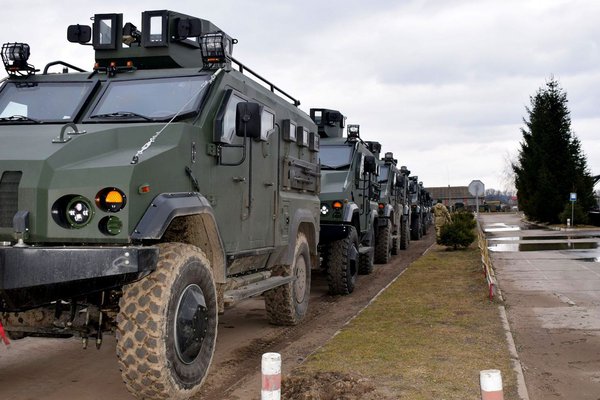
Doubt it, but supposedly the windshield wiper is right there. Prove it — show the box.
[0,115,42,124]
[90,111,155,121]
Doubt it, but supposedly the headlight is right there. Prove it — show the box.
[320,204,330,215]
[65,196,94,228]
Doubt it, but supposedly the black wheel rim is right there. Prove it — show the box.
[174,284,208,365]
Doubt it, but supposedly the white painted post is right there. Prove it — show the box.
[261,352,281,400]
[480,369,504,400]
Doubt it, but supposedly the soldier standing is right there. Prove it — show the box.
[433,200,452,240]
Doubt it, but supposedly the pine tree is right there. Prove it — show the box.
[513,78,595,224]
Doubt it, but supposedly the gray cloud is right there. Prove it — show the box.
[1,0,600,190]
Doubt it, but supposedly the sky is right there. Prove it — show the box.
[1,0,599,192]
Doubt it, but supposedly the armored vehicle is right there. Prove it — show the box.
[375,153,411,261]
[0,10,320,399]
[409,176,431,240]
[311,109,379,294]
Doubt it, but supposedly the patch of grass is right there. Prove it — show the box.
[286,244,518,399]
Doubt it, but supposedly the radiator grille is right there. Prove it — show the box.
[0,171,22,228]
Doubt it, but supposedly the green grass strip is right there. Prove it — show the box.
[290,244,518,399]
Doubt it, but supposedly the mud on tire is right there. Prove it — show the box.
[264,233,311,325]
[374,220,392,264]
[400,217,410,250]
[327,226,359,295]
[116,243,218,400]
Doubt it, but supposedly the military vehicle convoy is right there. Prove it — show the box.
[0,9,435,399]
[311,109,379,294]
[0,10,320,399]
[376,153,411,261]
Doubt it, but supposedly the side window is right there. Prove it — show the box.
[214,89,245,144]
[260,108,275,141]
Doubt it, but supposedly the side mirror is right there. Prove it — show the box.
[364,155,377,174]
[236,102,262,139]
[67,25,92,44]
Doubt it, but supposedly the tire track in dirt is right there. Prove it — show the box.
[197,233,435,400]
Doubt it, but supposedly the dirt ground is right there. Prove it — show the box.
[0,233,435,400]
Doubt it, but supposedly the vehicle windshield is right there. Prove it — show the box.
[89,76,211,121]
[0,82,93,123]
[378,165,389,182]
[320,145,354,169]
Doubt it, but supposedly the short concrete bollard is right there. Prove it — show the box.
[480,369,504,400]
[261,352,281,400]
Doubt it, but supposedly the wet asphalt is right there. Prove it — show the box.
[480,213,600,399]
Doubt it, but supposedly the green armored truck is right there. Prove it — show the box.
[0,10,320,400]
[375,152,411,261]
[311,109,379,295]
[409,176,430,240]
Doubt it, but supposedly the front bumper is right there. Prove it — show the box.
[319,224,354,245]
[0,245,158,311]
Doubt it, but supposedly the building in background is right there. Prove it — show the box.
[427,186,478,211]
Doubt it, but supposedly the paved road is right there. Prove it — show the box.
[480,213,600,399]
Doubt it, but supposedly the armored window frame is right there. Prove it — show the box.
[93,14,122,50]
[0,80,97,123]
[259,108,275,141]
[309,132,319,152]
[296,126,309,147]
[282,119,297,142]
[142,10,169,47]
[214,89,247,144]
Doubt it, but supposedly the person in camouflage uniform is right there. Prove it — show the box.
[433,200,452,240]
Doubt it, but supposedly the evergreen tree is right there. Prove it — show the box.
[513,78,595,224]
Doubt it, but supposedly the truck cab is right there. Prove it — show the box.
[0,10,320,399]
[311,108,379,294]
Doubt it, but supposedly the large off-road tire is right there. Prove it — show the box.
[116,243,218,400]
[374,220,392,264]
[264,233,311,325]
[327,226,359,295]
[411,216,422,241]
[358,227,375,274]
[391,221,401,255]
[400,217,410,250]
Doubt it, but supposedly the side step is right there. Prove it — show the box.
[224,276,295,305]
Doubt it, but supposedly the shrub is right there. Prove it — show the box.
[438,211,476,250]
[559,202,589,225]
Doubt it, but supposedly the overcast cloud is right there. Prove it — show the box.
[1,0,599,191]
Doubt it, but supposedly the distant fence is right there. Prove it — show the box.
[476,220,498,300]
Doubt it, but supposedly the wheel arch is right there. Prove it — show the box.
[284,208,318,267]
[131,193,226,283]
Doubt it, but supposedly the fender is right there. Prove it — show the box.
[342,202,360,223]
[131,192,227,283]
[283,208,318,266]
[378,204,394,227]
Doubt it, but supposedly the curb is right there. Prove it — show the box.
[498,304,530,400]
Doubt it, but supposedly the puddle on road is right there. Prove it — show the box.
[575,257,600,262]
[484,223,521,233]
[489,242,599,252]
[484,222,545,233]
[488,235,600,242]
